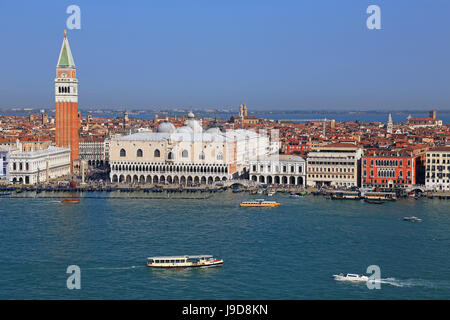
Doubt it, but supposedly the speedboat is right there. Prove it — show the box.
[333,273,369,282]
[146,255,223,268]
[61,199,80,204]
[403,216,422,222]
[240,199,280,207]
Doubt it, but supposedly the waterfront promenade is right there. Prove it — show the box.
[2,181,450,200]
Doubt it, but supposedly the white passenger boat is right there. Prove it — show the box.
[333,273,369,282]
[146,255,224,268]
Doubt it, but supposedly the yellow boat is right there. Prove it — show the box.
[240,199,280,207]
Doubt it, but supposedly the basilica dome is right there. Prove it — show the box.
[157,121,176,133]
[177,126,194,134]
[183,111,202,133]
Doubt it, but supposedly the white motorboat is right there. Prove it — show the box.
[333,273,369,282]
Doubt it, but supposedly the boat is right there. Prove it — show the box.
[61,199,80,203]
[403,216,422,222]
[0,192,11,196]
[364,192,397,201]
[146,255,224,268]
[333,273,369,282]
[267,191,275,197]
[290,191,305,198]
[240,199,280,207]
[330,191,360,200]
[364,199,384,204]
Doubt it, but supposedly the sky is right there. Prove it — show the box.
[0,0,449,111]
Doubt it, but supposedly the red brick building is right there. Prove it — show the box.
[362,149,425,188]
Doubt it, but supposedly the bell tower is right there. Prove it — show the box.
[55,30,79,171]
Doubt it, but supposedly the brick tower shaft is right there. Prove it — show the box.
[55,30,79,171]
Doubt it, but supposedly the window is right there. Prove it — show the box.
[217,152,223,160]
[137,149,143,157]
[182,150,189,158]
[154,149,160,157]
[120,149,126,157]
[199,152,205,160]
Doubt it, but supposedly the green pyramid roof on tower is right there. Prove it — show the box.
[57,30,75,68]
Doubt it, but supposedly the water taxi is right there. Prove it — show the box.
[240,199,280,207]
[146,255,224,268]
[333,273,369,282]
[61,199,80,204]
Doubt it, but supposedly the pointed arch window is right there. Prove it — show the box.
[168,152,174,160]
[137,149,143,157]
[120,149,126,157]
[182,150,189,158]
[199,152,205,160]
[217,152,223,161]
[154,149,160,158]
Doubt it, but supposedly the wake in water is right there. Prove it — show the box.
[84,265,145,271]
[375,278,441,288]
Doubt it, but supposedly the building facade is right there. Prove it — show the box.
[109,112,270,185]
[407,110,442,128]
[55,30,80,170]
[9,146,71,184]
[79,136,107,167]
[306,143,362,188]
[361,150,420,188]
[249,155,306,186]
[0,147,10,182]
[425,146,450,190]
